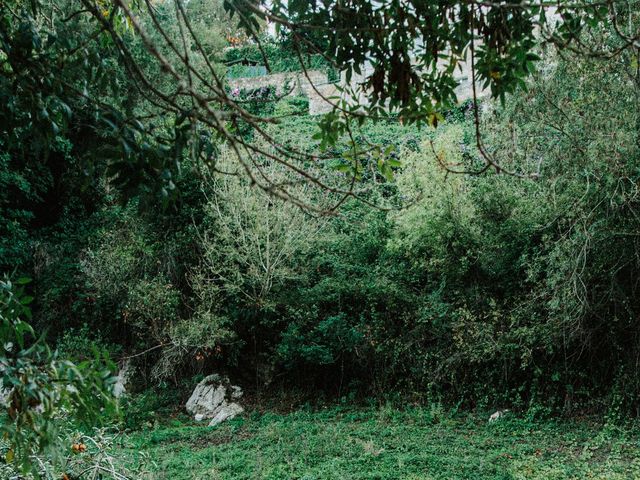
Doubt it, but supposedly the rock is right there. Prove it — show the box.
[230,385,242,399]
[208,402,244,427]
[0,384,11,407]
[0,361,11,407]
[185,374,244,426]
[488,409,510,423]
[113,359,133,398]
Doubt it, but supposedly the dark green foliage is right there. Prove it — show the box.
[176,37,640,416]
[17,47,640,416]
[0,276,117,470]
[230,85,278,138]
[278,312,363,367]
[33,193,203,353]
[2,1,640,476]
[119,383,192,431]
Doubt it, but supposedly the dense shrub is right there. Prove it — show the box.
[2,9,639,417]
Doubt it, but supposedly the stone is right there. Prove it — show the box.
[0,384,11,407]
[230,385,242,399]
[208,402,244,427]
[0,361,11,407]
[185,374,244,426]
[488,409,510,423]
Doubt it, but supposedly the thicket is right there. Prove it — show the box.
[6,57,637,419]
[2,0,639,422]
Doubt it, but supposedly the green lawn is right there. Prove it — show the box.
[122,406,640,479]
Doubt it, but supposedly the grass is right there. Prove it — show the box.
[121,405,640,479]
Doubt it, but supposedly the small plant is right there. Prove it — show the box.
[0,427,153,480]
[57,324,123,362]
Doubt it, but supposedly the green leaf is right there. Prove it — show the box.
[20,295,34,305]
[387,158,402,168]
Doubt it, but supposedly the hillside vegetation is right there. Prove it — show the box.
[1,0,639,478]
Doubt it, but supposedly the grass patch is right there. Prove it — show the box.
[122,406,640,479]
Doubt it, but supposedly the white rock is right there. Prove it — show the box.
[488,409,510,423]
[208,402,244,427]
[0,384,11,408]
[0,362,11,407]
[186,374,244,426]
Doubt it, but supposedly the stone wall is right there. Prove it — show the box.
[227,68,366,116]
[228,70,329,98]
[227,63,485,117]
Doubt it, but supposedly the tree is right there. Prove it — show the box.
[227,0,639,175]
[152,144,325,380]
[4,0,637,210]
[199,145,324,306]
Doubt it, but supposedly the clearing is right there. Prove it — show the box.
[123,406,640,479]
